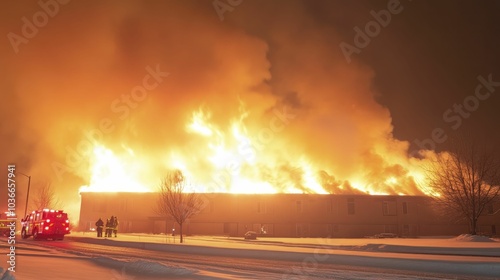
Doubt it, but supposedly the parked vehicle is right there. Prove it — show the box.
[21,209,70,240]
[0,220,11,236]
[244,231,258,240]
[374,232,398,238]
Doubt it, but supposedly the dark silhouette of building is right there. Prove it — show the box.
[78,192,499,237]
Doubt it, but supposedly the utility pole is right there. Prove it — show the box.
[19,172,31,218]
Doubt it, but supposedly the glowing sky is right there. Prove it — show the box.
[1,1,498,219]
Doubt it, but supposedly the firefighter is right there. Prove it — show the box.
[95,218,104,237]
[112,216,119,237]
[105,218,112,238]
[108,216,116,237]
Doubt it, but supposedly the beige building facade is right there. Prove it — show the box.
[78,192,499,238]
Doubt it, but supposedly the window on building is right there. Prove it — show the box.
[296,223,308,237]
[327,224,339,236]
[385,224,398,234]
[382,201,397,216]
[402,202,408,215]
[296,201,303,213]
[347,198,355,215]
[383,202,389,215]
[259,224,268,234]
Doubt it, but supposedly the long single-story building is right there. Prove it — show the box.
[78,192,499,238]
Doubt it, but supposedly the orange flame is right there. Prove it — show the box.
[79,145,150,192]
[80,107,431,195]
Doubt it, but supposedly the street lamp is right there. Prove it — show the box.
[18,172,31,218]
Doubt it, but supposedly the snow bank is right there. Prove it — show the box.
[453,234,497,242]
[353,243,500,257]
[0,269,15,280]
[91,257,196,276]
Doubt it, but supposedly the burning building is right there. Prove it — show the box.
[75,91,498,238]
[3,1,499,239]
[79,192,499,238]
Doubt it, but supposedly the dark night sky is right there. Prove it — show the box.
[360,0,500,153]
[297,0,500,153]
[0,0,499,217]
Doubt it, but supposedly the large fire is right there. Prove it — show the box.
[79,107,432,196]
[79,145,150,192]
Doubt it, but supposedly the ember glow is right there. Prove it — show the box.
[79,145,150,193]
[79,105,431,196]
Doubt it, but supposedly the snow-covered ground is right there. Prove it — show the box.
[0,242,193,280]
[66,233,500,278]
[2,233,500,279]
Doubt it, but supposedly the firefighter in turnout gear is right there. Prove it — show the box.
[112,216,119,237]
[95,218,104,237]
[105,218,112,238]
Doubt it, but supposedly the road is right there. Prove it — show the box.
[2,235,500,280]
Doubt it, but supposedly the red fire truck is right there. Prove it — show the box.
[21,209,71,240]
[0,220,11,236]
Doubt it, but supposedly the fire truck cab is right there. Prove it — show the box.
[0,220,11,236]
[21,209,70,240]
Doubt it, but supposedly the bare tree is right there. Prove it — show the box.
[425,139,500,235]
[32,181,63,210]
[155,170,203,243]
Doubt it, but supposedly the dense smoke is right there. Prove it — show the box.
[0,0,431,219]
